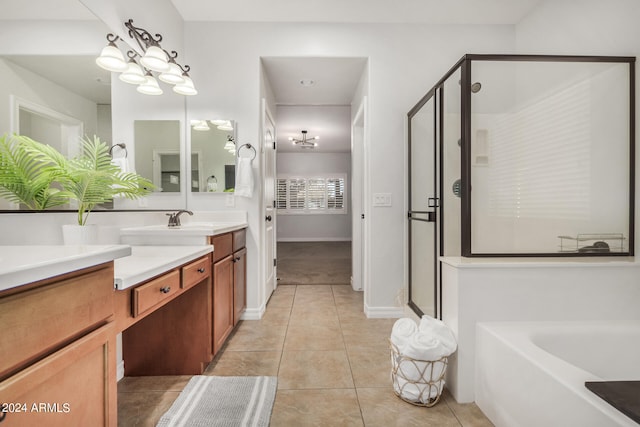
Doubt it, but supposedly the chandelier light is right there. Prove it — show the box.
[96,19,196,96]
[289,130,319,149]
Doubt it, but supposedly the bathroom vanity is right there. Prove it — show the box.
[0,217,248,426]
[0,245,130,427]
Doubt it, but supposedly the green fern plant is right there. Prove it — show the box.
[26,135,155,225]
[0,134,70,210]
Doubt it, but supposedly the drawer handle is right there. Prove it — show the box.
[197,267,206,273]
[160,286,171,294]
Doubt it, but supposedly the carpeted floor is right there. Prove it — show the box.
[277,241,351,285]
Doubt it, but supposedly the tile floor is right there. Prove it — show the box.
[118,284,494,426]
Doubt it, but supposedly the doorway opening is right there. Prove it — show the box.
[260,57,368,303]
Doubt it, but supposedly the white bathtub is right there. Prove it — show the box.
[475,321,640,427]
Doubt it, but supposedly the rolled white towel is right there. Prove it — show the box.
[390,318,417,351]
[403,330,450,362]
[419,315,457,356]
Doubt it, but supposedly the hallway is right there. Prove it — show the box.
[118,284,492,426]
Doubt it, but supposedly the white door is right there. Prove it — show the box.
[262,101,277,301]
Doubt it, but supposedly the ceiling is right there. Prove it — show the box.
[170,0,541,25]
[1,0,543,153]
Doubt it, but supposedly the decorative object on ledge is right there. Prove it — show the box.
[96,19,197,96]
[289,130,319,149]
[558,233,625,253]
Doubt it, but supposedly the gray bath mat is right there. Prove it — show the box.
[156,376,277,427]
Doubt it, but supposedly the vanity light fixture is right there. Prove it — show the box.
[95,34,127,72]
[193,120,210,131]
[289,130,319,149]
[96,19,197,96]
[136,71,163,96]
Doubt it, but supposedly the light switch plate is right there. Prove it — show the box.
[225,194,235,207]
[373,193,392,207]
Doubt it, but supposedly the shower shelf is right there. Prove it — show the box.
[557,234,625,253]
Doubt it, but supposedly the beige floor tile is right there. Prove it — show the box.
[357,387,461,427]
[274,285,297,295]
[117,375,191,393]
[204,351,281,376]
[294,284,336,293]
[337,304,367,322]
[348,348,393,388]
[284,323,345,351]
[117,390,180,427]
[341,319,395,350]
[442,389,495,427]
[278,350,354,389]
[260,307,292,325]
[271,389,364,427]
[289,308,341,326]
[224,322,287,351]
[293,293,336,306]
[267,294,295,308]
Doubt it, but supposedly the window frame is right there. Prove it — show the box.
[276,173,347,215]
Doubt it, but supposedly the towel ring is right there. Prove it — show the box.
[109,143,128,158]
[238,143,256,160]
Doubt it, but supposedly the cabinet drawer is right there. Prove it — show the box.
[233,228,246,252]
[182,256,211,290]
[0,264,114,381]
[211,233,233,263]
[132,270,180,317]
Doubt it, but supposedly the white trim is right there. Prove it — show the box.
[241,304,266,321]
[364,303,404,319]
[277,237,352,242]
[117,360,125,382]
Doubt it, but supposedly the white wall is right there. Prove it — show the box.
[182,21,515,314]
[276,152,352,241]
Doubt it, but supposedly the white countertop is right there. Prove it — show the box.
[120,221,247,246]
[0,245,132,292]
[113,245,213,290]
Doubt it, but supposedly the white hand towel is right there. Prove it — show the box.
[111,157,129,174]
[235,157,254,198]
[390,318,417,351]
[419,315,457,356]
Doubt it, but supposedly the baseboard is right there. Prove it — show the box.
[364,304,404,318]
[277,237,352,242]
[116,360,125,382]
[241,304,266,320]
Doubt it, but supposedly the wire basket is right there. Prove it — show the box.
[390,341,448,407]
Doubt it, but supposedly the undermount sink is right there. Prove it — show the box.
[120,221,247,245]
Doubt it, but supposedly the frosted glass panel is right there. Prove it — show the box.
[470,61,630,254]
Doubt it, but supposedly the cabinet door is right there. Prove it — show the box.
[233,247,247,326]
[212,255,234,355]
[0,323,116,427]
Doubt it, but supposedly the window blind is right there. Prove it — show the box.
[276,174,346,214]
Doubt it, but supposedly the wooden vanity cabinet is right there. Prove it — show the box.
[210,228,247,355]
[0,263,117,427]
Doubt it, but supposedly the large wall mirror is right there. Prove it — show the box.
[0,19,238,212]
[134,120,182,193]
[189,119,236,193]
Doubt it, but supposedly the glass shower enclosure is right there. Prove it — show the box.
[408,54,635,317]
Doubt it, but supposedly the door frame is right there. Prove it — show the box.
[261,99,277,306]
[351,97,368,296]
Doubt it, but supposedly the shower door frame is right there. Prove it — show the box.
[407,57,465,318]
[408,54,636,318]
[460,54,636,257]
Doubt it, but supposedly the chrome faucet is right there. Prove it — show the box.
[166,210,193,227]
